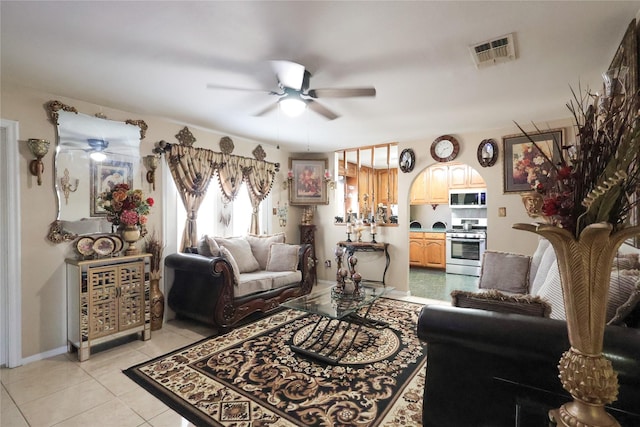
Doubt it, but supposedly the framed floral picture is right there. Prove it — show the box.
[90,158,134,216]
[288,158,329,205]
[503,129,563,193]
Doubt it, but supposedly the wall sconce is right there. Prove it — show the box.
[144,155,159,191]
[27,138,50,186]
[324,169,336,190]
[60,168,79,205]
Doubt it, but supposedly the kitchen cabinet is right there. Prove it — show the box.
[376,168,398,204]
[410,165,448,205]
[448,163,486,189]
[66,254,151,361]
[338,159,357,177]
[411,163,486,205]
[409,231,446,269]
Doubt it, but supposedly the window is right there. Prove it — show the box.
[175,180,271,244]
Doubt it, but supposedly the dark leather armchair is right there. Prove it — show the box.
[417,305,640,426]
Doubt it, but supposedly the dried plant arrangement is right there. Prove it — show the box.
[146,230,164,280]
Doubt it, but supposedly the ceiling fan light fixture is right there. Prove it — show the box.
[90,151,107,162]
[279,97,306,117]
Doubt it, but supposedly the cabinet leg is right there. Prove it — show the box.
[142,327,151,341]
[78,346,90,362]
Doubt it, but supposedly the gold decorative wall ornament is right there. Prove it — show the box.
[60,168,79,204]
[175,126,196,146]
[252,144,266,161]
[219,136,234,154]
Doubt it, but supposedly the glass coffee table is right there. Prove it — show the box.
[282,285,394,365]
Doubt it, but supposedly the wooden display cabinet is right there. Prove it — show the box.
[66,254,152,361]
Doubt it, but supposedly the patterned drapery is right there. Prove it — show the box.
[165,144,279,250]
[244,159,277,234]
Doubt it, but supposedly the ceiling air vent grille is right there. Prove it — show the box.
[470,33,516,68]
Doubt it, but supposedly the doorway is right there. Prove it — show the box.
[0,119,22,367]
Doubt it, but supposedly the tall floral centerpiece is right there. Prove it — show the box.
[99,183,154,255]
[514,70,639,427]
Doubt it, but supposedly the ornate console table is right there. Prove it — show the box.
[337,241,390,286]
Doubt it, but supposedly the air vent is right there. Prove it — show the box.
[470,33,516,68]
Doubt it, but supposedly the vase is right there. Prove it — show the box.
[149,275,164,331]
[513,222,640,427]
[121,225,141,255]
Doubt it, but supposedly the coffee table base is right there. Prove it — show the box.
[290,303,388,365]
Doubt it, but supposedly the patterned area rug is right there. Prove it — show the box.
[124,298,426,426]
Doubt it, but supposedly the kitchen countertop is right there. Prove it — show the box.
[409,228,448,233]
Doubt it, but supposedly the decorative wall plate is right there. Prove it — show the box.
[93,236,115,256]
[477,138,498,167]
[76,237,95,257]
[430,135,460,162]
[220,136,234,154]
[110,234,124,253]
[399,148,415,173]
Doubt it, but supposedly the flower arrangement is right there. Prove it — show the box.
[99,183,154,228]
[519,70,640,237]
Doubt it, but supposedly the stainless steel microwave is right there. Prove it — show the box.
[449,189,487,208]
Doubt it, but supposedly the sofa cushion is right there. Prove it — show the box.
[530,242,558,296]
[197,235,220,257]
[246,233,286,270]
[451,289,551,317]
[219,246,241,285]
[535,260,565,320]
[266,243,300,272]
[235,270,302,298]
[271,270,303,289]
[613,253,640,270]
[478,251,532,294]
[236,271,274,297]
[608,273,640,326]
[215,237,260,273]
[529,238,551,287]
[607,270,640,323]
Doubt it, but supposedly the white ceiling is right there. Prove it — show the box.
[2,1,638,153]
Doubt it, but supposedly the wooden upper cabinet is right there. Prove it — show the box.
[448,164,468,189]
[428,165,449,204]
[377,168,398,204]
[410,169,429,204]
[449,163,486,189]
[468,167,486,187]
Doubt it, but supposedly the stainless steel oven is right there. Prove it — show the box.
[446,228,487,276]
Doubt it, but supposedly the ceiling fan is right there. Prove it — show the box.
[206,60,376,120]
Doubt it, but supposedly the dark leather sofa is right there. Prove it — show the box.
[165,244,315,330]
[417,305,640,427]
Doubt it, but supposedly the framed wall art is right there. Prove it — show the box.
[288,158,329,205]
[503,129,563,193]
[90,158,134,216]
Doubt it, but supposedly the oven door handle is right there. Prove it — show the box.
[446,237,484,242]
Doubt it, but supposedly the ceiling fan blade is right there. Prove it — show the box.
[308,87,376,98]
[206,83,275,94]
[253,102,279,117]
[307,100,339,120]
[270,60,305,90]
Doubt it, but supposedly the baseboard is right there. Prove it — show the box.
[20,345,68,366]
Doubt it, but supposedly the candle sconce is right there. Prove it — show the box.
[144,155,159,191]
[27,138,50,186]
[59,168,79,205]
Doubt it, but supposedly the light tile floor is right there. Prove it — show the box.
[0,292,438,427]
[409,268,479,302]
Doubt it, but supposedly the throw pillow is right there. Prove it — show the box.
[606,270,640,323]
[246,232,286,270]
[451,289,551,317]
[214,237,260,273]
[219,246,241,285]
[536,261,565,320]
[197,235,218,257]
[266,243,300,272]
[478,251,532,294]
